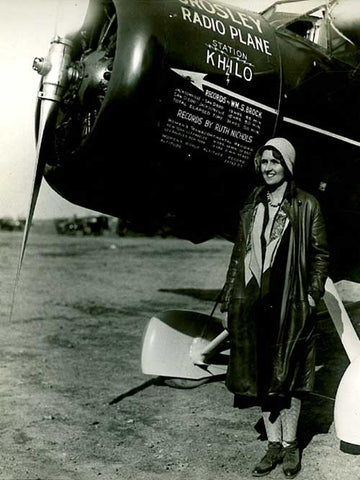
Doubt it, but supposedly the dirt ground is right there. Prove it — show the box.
[1,231,359,479]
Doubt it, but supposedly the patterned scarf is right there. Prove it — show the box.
[245,202,289,287]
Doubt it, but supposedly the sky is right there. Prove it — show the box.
[0,0,320,220]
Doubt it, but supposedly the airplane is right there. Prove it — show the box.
[29,0,360,281]
[18,0,360,450]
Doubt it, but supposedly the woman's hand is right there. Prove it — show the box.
[308,294,316,308]
[308,294,317,316]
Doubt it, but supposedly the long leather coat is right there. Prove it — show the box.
[221,181,329,398]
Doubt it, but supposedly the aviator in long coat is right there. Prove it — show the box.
[221,182,329,398]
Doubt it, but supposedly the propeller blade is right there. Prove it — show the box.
[10,98,58,319]
[21,100,58,268]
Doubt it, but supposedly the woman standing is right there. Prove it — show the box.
[221,138,329,478]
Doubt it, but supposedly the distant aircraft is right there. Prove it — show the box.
[20,0,360,450]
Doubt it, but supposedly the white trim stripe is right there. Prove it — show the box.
[283,116,360,147]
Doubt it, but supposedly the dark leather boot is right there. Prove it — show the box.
[282,440,301,478]
[252,441,284,477]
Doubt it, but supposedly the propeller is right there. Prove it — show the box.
[10,1,90,318]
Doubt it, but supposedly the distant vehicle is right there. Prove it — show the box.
[54,215,109,236]
[81,215,109,235]
[0,217,25,231]
[54,218,79,235]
